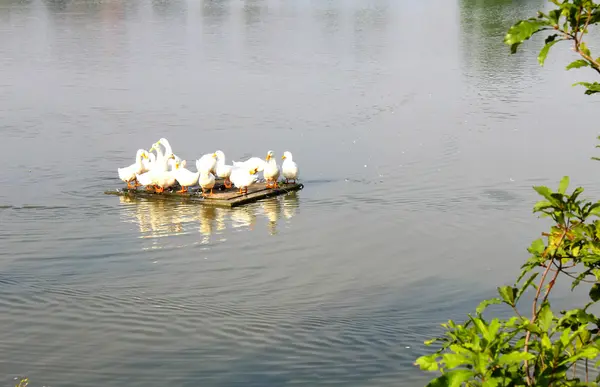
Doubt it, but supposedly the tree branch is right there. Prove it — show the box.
[570,7,600,75]
[523,227,569,385]
[542,260,562,306]
[580,6,593,42]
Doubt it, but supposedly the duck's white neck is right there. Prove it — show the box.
[160,139,172,156]
[153,147,171,171]
[135,150,145,166]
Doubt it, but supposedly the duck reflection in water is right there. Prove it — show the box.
[118,192,300,242]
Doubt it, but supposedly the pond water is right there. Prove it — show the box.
[1,0,599,386]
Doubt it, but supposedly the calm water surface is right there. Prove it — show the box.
[1,0,599,386]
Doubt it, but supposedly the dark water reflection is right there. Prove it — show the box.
[1,0,599,386]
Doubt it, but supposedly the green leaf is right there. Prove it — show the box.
[415,354,439,371]
[566,59,590,70]
[570,187,584,203]
[528,238,545,254]
[533,186,555,202]
[498,286,517,307]
[424,338,439,346]
[558,176,569,195]
[497,351,535,365]
[442,353,470,369]
[573,81,600,95]
[590,203,600,216]
[425,370,475,387]
[504,19,550,49]
[544,33,558,44]
[589,283,600,302]
[516,272,539,302]
[541,334,552,349]
[488,318,501,339]
[560,346,599,366]
[548,9,561,25]
[533,201,554,212]
[538,302,553,331]
[538,39,561,66]
[476,298,501,315]
[482,379,502,387]
[471,317,492,341]
[524,323,541,335]
[580,41,591,57]
[510,43,521,54]
[591,10,600,25]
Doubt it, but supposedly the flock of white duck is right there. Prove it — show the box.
[117,138,299,196]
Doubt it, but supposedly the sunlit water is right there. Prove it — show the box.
[1,0,599,386]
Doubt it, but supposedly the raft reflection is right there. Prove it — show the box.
[118,192,300,244]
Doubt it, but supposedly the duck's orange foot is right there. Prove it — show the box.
[177,187,188,194]
[155,186,164,193]
[224,179,232,189]
[126,181,134,189]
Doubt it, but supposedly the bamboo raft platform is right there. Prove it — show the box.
[104,180,304,208]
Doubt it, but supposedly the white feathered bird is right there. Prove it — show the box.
[281,151,299,184]
[230,165,259,195]
[118,149,148,189]
[196,152,217,174]
[263,150,280,189]
[215,150,233,189]
[172,160,199,193]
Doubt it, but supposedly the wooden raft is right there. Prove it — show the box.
[104,181,304,208]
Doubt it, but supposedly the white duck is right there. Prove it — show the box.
[199,170,216,196]
[172,160,199,193]
[230,165,259,195]
[151,154,177,193]
[118,149,148,189]
[141,151,156,173]
[263,150,281,189]
[232,157,266,172]
[151,138,182,172]
[136,168,155,190]
[281,151,299,184]
[135,153,157,191]
[137,152,176,193]
[196,152,217,174]
[149,140,169,172]
[136,152,165,190]
[215,150,233,189]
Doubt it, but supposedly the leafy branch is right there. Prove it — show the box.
[504,0,600,94]
[416,178,600,386]
[416,2,600,385]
